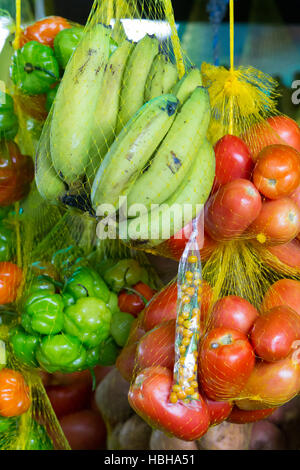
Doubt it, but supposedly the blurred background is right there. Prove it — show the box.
[0,0,299,118]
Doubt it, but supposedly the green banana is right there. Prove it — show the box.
[144,54,165,102]
[118,138,215,246]
[172,67,202,104]
[116,34,159,133]
[35,114,66,203]
[50,24,112,185]
[86,40,134,186]
[144,54,178,102]
[112,20,127,44]
[126,86,211,212]
[91,94,180,211]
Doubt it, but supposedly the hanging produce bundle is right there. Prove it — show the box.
[10,16,83,120]
[33,0,215,259]
[110,0,300,444]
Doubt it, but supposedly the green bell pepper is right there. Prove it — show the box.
[36,333,87,373]
[0,91,18,140]
[28,275,57,295]
[63,297,111,348]
[53,26,85,69]
[0,221,14,262]
[107,291,119,314]
[104,259,145,292]
[98,336,120,366]
[10,326,40,367]
[21,293,64,336]
[110,311,135,347]
[10,41,60,95]
[63,266,110,303]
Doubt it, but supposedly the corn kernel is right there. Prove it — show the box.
[177,390,186,399]
[186,287,195,296]
[185,387,194,395]
[182,337,191,346]
[170,392,178,403]
[182,295,190,304]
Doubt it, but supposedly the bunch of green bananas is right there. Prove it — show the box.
[35,23,215,247]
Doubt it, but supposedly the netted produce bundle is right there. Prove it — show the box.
[0,308,70,450]
[113,0,300,444]
[9,10,85,154]
[33,0,215,260]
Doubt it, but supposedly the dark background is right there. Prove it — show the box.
[43,0,299,25]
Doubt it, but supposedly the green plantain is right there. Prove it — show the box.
[144,53,178,102]
[172,67,203,104]
[50,24,113,186]
[118,138,215,246]
[91,94,179,211]
[116,34,159,133]
[35,113,66,203]
[126,86,211,212]
[86,40,134,186]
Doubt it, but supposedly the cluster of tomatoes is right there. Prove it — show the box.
[166,115,300,261]
[116,272,300,441]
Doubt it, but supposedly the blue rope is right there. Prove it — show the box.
[206,0,230,66]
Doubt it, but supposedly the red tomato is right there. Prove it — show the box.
[59,410,106,450]
[198,327,255,401]
[267,116,300,153]
[213,134,254,191]
[0,141,34,206]
[142,280,213,331]
[239,353,300,407]
[250,306,300,362]
[0,262,23,304]
[0,369,30,417]
[208,295,259,334]
[128,366,210,441]
[261,279,300,316]
[267,238,300,269]
[116,341,138,382]
[253,145,300,199]
[142,282,178,331]
[202,392,233,425]
[46,381,92,418]
[249,197,300,245]
[20,16,71,48]
[136,320,176,371]
[204,179,262,241]
[118,282,156,317]
[243,116,300,159]
[227,406,276,424]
